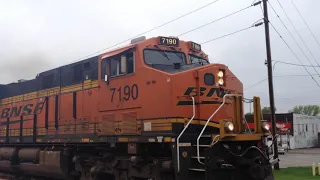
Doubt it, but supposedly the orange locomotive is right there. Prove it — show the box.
[0,36,275,180]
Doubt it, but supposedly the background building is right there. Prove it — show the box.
[245,113,320,149]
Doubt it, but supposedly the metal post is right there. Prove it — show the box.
[262,0,279,170]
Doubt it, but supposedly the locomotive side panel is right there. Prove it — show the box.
[0,98,46,142]
[84,88,99,133]
[47,96,57,134]
[60,93,73,127]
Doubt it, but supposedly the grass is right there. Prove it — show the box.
[273,167,320,180]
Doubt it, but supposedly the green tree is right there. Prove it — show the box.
[261,106,277,114]
[291,105,320,116]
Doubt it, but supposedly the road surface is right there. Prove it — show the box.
[276,148,320,168]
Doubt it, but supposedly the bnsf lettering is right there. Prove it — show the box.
[10,106,22,117]
[0,102,45,118]
[183,87,206,96]
[183,87,231,98]
[34,102,45,114]
[1,108,10,118]
[22,104,33,116]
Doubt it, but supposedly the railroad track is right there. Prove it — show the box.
[0,172,56,180]
[0,172,15,180]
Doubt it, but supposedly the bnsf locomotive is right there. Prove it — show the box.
[0,36,275,180]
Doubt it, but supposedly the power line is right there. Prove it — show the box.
[291,0,320,51]
[268,21,320,88]
[200,21,264,45]
[273,0,320,71]
[244,74,320,91]
[177,2,261,37]
[272,60,320,68]
[269,0,320,77]
[274,74,320,77]
[66,0,221,65]
[244,78,268,91]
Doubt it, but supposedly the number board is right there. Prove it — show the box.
[190,42,201,51]
[159,36,179,46]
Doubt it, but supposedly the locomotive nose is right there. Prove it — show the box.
[174,64,242,122]
[191,64,243,122]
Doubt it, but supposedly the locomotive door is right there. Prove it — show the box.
[98,47,138,111]
[98,47,141,135]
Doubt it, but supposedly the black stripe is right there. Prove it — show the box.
[55,95,59,129]
[176,100,228,106]
[176,101,194,106]
[20,116,23,141]
[73,92,77,120]
[45,96,49,129]
[201,101,223,105]
[33,114,37,143]
[0,118,32,126]
[6,118,9,143]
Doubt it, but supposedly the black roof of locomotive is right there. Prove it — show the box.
[0,55,99,99]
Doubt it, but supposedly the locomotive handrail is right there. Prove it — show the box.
[177,96,195,173]
[196,94,234,165]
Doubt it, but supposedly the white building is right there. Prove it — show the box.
[246,113,320,149]
[289,114,320,149]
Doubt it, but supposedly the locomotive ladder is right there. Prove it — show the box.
[177,97,195,173]
[195,94,233,165]
[176,94,234,173]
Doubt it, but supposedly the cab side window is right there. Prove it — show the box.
[110,58,120,77]
[126,52,134,74]
[101,50,135,80]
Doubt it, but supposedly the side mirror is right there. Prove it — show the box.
[120,55,127,74]
[104,74,108,82]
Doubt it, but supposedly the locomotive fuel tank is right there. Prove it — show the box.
[0,147,18,162]
[18,148,41,163]
[0,149,67,179]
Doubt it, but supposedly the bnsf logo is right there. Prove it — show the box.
[177,87,237,106]
[183,87,233,98]
[1,102,45,119]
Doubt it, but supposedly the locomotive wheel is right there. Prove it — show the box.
[116,171,128,180]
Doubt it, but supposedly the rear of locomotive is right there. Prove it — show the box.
[135,36,275,180]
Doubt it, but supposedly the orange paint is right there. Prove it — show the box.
[0,36,243,136]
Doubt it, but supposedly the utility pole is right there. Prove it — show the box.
[262,0,279,170]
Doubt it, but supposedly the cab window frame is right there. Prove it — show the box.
[101,49,135,80]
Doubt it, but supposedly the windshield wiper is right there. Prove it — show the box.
[157,51,170,61]
[173,52,184,61]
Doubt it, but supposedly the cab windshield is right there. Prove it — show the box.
[144,49,186,66]
[143,49,208,73]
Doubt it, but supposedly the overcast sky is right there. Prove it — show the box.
[1,0,320,113]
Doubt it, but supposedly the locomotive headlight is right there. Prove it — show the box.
[218,70,224,78]
[225,122,234,132]
[262,122,270,132]
[218,78,224,85]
